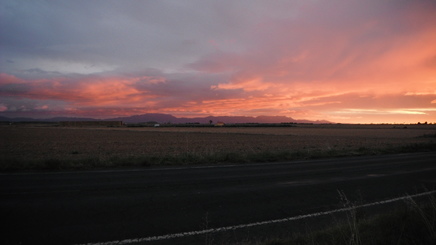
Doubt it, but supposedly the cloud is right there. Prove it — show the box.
[1,70,435,122]
[1,0,436,123]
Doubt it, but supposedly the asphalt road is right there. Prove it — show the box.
[1,152,436,244]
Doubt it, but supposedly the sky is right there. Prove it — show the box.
[1,0,436,124]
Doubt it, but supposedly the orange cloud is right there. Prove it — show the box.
[0,74,162,106]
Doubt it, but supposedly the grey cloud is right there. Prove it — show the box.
[18,68,64,79]
[0,0,259,74]
[0,97,67,112]
[132,71,244,103]
[0,83,32,94]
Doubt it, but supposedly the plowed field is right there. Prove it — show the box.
[1,124,435,170]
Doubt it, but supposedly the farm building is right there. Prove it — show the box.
[214,121,225,127]
[59,121,123,127]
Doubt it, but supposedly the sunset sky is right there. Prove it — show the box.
[1,0,435,123]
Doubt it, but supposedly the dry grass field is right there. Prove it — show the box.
[1,124,436,170]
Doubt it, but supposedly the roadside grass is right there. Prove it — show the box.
[1,141,436,171]
[257,194,436,245]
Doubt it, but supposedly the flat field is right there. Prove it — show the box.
[1,124,436,170]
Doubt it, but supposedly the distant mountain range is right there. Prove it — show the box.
[0,113,331,124]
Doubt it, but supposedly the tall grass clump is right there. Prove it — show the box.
[259,193,436,245]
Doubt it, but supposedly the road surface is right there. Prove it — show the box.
[1,152,436,244]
